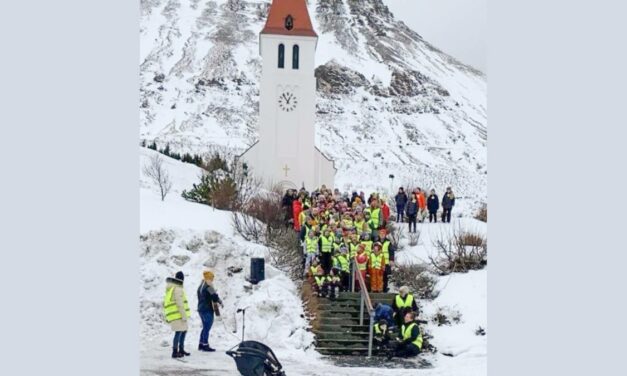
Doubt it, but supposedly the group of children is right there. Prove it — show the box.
[280,186,398,297]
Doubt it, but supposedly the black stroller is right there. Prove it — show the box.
[226,340,286,376]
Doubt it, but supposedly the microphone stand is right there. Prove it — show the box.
[236,306,250,343]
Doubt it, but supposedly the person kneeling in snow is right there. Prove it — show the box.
[387,311,423,360]
[373,319,392,350]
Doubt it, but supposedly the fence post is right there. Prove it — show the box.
[359,293,364,326]
[368,311,374,358]
[350,261,355,292]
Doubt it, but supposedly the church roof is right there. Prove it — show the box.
[260,0,317,38]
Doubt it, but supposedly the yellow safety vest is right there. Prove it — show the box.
[349,243,359,258]
[163,286,191,323]
[374,323,382,335]
[370,208,381,226]
[320,235,333,253]
[395,294,414,309]
[370,253,384,269]
[361,240,373,255]
[306,236,318,254]
[314,275,326,287]
[401,323,423,349]
[335,254,349,272]
[354,220,365,232]
[381,240,390,265]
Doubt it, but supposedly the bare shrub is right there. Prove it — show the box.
[232,185,304,280]
[390,264,439,300]
[231,212,264,243]
[429,229,487,275]
[267,228,303,281]
[431,307,462,326]
[408,230,421,247]
[474,203,487,222]
[143,154,172,201]
[388,223,404,249]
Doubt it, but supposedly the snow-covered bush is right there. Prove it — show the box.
[390,263,439,300]
[429,230,487,275]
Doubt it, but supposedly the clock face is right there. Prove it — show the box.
[278,91,298,112]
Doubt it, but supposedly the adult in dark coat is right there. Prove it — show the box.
[394,188,408,223]
[427,189,439,223]
[282,190,295,226]
[405,197,418,233]
[441,187,455,223]
[197,270,223,352]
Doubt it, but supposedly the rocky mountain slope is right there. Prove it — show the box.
[140,0,487,202]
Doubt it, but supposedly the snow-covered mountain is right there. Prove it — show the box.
[140,0,487,202]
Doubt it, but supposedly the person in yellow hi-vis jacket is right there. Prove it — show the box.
[163,271,191,358]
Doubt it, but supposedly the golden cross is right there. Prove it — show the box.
[282,164,290,177]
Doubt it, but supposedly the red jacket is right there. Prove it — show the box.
[292,200,303,231]
[381,203,390,222]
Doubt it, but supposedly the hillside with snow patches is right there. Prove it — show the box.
[139,148,486,375]
[140,0,487,205]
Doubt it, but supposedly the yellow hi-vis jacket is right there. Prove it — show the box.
[395,294,415,309]
[401,323,423,349]
[305,236,319,254]
[163,286,191,322]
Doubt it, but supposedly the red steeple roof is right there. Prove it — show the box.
[261,0,317,38]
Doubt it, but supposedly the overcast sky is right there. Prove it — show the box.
[383,0,487,73]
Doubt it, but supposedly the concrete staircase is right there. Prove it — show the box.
[314,292,397,356]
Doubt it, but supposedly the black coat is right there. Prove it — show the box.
[427,194,439,212]
[197,281,221,313]
[395,192,408,208]
[442,192,455,209]
[406,201,418,216]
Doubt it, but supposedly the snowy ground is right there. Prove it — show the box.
[140,148,486,375]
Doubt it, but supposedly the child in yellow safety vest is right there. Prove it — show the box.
[328,268,342,299]
[304,230,319,272]
[313,267,327,297]
[354,244,369,292]
[333,246,351,291]
[369,243,385,292]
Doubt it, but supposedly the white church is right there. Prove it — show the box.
[238,0,336,190]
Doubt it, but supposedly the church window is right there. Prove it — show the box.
[292,45,299,70]
[278,43,285,68]
[285,15,294,30]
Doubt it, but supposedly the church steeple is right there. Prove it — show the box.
[261,0,317,37]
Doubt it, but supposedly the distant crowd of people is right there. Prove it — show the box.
[394,186,456,232]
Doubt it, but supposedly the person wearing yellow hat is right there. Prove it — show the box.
[197,270,222,352]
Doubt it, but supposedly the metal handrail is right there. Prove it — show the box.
[352,258,375,357]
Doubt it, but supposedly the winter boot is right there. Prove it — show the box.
[172,349,182,358]
[179,347,190,356]
[206,345,216,352]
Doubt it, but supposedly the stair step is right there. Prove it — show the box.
[316,323,370,328]
[314,331,371,336]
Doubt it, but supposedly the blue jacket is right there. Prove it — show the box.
[427,194,439,212]
[374,304,395,326]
